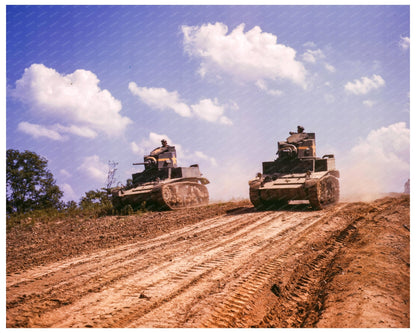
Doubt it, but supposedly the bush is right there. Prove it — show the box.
[6,188,150,231]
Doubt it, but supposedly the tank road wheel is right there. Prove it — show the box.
[307,175,340,210]
[249,180,263,209]
[161,182,209,209]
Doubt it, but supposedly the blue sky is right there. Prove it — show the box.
[5,4,411,202]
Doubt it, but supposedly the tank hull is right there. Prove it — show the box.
[112,178,209,210]
[249,171,339,210]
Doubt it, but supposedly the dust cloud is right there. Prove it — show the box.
[206,123,409,203]
[338,123,409,202]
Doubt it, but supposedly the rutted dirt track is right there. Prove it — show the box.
[6,195,410,328]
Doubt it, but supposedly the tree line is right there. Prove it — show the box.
[6,149,119,217]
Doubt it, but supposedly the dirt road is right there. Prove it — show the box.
[6,195,410,328]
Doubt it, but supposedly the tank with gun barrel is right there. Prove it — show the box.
[249,126,340,210]
[112,140,209,210]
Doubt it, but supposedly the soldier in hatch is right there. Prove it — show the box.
[287,126,308,144]
[150,139,170,156]
[289,125,305,135]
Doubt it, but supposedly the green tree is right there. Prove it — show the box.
[6,149,63,213]
[79,189,113,216]
[79,189,108,208]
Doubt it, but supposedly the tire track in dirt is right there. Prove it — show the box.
[120,210,324,328]
[36,211,296,327]
[7,210,274,327]
[7,204,349,328]
[7,211,263,288]
[7,211,266,305]
[196,203,351,328]
[256,221,359,327]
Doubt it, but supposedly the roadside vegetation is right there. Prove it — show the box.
[6,149,139,231]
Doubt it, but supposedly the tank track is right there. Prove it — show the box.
[249,180,262,208]
[112,180,209,211]
[157,181,209,209]
[307,175,340,210]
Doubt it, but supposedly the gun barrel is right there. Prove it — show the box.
[133,155,157,166]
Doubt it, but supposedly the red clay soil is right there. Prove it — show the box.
[6,195,410,328]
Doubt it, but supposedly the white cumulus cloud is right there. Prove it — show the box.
[128,82,192,117]
[399,36,410,51]
[324,63,336,73]
[255,80,283,96]
[17,121,98,141]
[344,74,385,95]
[17,122,65,141]
[303,41,317,48]
[54,124,98,138]
[191,98,232,125]
[182,22,307,88]
[12,64,131,138]
[340,122,409,199]
[61,183,78,201]
[77,155,108,183]
[129,82,233,125]
[302,49,325,63]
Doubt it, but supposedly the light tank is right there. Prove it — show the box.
[249,126,340,210]
[112,142,209,210]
